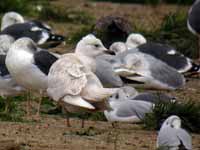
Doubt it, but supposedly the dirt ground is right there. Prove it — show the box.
[0,0,200,150]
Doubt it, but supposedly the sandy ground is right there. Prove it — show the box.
[0,0,200,150]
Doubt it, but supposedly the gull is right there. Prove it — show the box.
[1,12,24,30]
[47,34,119,127]
[111,51,185,90]
[157,115,192,150]
[6,37,58,118]
[110,33,200,74]
[0,34,25,112]
[0,55,26,112]
[188,0,200,60]
[1,12,65,48]
[104,86,153,123]
[113,86,176,104]
[104,86,175,124]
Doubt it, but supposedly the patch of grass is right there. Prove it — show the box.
[0,0,30,14]
[143,101,200,133]
[39,5,95,24]
[40,97,56,114]
[67,25,93,45]
[137,11,198,59]
[0,96,25,122]
[0,0,48,16]
[91,0,192,5]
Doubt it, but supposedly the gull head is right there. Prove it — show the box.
[126,33,147,49]
[123,53,142,70]
[1,12,24,30]
[109,42,127,54]
[109,86,138,101]
[10,37,37,54]
[113,53,144,77]
[75,34,108,58]
[162,115,181,129]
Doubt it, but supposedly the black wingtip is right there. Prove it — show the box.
[47,33,65,42]
[189,63,200,73]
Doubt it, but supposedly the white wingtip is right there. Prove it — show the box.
[114,68,136,76]
[63,96,95,110]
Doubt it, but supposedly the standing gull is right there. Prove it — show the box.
[157,115,192,150]
[1,12,65,48]
[6,38,58,117]
[47,34,119,127]
[0,55,26,112]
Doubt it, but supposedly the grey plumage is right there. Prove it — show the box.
[114,51,185,90]
[157,115,192,150]
[104,87,153,123]
[137,43,194,73]
[95,55,123,87]
[132,92,175,103]
[1,22,65,48]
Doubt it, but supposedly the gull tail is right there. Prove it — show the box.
[184,62,200,77]
[63,95,95,110]
[82,88,119,102]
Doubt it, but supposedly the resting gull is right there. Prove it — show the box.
[1,12,65,48]
[104,86,153,123]
[6,38,58,118]
[114,86,176,103]
[1,12,24,31]
[111,51,185,90]
[110,33,200,74]
[47,34,119,127]
[157,115,192,150]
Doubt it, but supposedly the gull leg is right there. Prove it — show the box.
[111,122,118,129]
[26,91,31,117]
[33,91,44,121]
[4,97,9,113]
[81,119,85,128]
[63,108,71,127]
[66,115,71,127]
[34,96,42,120]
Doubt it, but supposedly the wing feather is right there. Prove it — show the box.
[47,54,88,101]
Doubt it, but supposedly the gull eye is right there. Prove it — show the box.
[115,93,119,99]
[94,44,100,48]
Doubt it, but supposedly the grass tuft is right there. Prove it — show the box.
[143,101,200,133]
[91,0,192,5]
[0,96,25,122]
[137,11,198,59]
[39,6,95,24]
